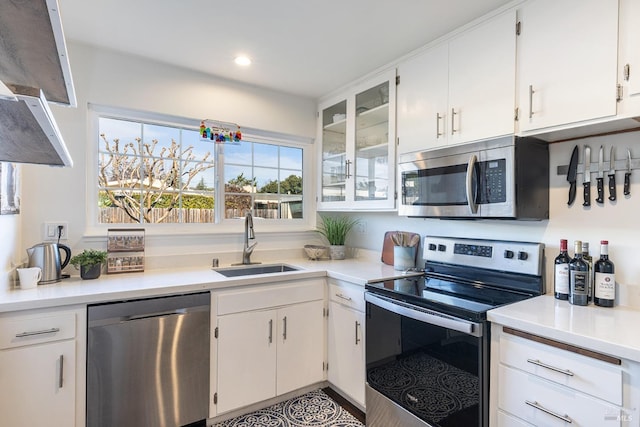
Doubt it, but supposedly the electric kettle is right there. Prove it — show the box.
[27,242,71,284]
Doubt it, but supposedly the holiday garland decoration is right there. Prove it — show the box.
[199,120,242,144]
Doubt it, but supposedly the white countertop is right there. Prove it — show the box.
[488,295,640,363]
[0,256,411,313]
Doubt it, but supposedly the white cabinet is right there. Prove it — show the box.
[397,43,449,153]
[516,0,619,133]
[617,0,640,117]
[397,10,516,155]
[491,324,639,427]
[0,307,82,427]
[318,69,397,210]
[448,9,516,145]
[327,279,365,408]
[212,280,325,415]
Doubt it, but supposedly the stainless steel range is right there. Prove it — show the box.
[365,236,545,427]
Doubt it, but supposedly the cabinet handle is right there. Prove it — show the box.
[525,400,573,423]
[436,113,443,138]
[526,358,574,376]
[335,293,352,302]
[355,321,361,345]
[268,319,273,344]
[345,160,352,179]
[15,327,60,338]
[528,85,535,119]
[450,108,457,135]
[58,354,64,389]
[282,316,287,340]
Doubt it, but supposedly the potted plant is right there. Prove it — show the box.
[317,215,359,260]
[70,249,108,280]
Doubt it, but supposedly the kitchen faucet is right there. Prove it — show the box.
[241,211,259,265]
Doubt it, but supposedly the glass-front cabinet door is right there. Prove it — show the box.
[320,100,348,203]
[317,69,396,210]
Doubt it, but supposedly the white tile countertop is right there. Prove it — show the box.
[488,295,640,363]
[0,255,414,313]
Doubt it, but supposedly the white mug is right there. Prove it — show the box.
[17,267,42,289]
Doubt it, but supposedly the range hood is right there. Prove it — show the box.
[0,85,72,167]
[0,0,76,167]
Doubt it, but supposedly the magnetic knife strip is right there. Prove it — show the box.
[557,156,640,176]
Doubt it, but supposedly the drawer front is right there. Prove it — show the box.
[498,365,621,427]
[500,332,622,405]
[0,312,76,350]
[329,280,365,312]
[217,279,324,315]
[497,410,534,427]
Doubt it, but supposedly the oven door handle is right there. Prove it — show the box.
[466,154,479,215]
[365,292,482,337]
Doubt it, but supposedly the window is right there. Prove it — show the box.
[95,110,307,226]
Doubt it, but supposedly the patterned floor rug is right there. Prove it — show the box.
[212,389,364,427]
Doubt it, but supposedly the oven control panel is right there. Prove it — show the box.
[424,236,544,276]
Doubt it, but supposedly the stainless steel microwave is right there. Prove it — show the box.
[398,136,549,219]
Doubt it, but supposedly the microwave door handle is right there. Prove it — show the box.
[466,154,479,214]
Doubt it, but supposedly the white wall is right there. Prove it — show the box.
[347,132,640,307]
[0,215,20,288]
[18,42,319,270]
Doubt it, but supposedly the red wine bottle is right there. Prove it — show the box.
[569,240,588,306]
[554,239,570,300]
[594,240,615,307]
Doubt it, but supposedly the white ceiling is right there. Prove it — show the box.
[58,0,513,99]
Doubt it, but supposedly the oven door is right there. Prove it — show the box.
[365,292,488,427]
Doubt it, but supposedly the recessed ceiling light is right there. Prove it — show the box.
[234,56,252,66]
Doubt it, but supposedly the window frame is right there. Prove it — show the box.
[86,104,315,236]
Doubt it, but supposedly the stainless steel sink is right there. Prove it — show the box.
[213,263,300,277]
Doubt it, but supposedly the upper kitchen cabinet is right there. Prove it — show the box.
[396,44,449,154]
[397,10,516,155]
[318,69,397,211]
[516,0,619,134]
[0,0,76,167]
[617,0,640,117]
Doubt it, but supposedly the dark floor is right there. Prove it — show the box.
[322,387,366,424]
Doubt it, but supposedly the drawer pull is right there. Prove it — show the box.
[15,327,60,338]
[335,293,352,302]
[527,358,574,376]
[355,321,361,345]
[525,400,573,423]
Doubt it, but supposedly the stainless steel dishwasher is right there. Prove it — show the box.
[87,292,210,427]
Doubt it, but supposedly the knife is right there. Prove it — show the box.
[567,145,579,206]
[624,148,632,196]
[582,145,591,207]
[608,146,617,201]
[596,145,605,204]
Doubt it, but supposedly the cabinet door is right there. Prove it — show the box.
[449,10,516,144]
[353,73,396,209]
[0,340,75,427]
[216,310,277,413]
[517,0,618,132]
[276,300,325,395]
[618,0,640,117]
[319,98,349,206]
[327,301,365,407]
[397,43,449,154]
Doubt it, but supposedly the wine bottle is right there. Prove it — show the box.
[569,240,588,306]
[554,239,570,300]
[594,240,615,307]
[582,242,593,303]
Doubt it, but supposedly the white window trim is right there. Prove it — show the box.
[85,104,316,237]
